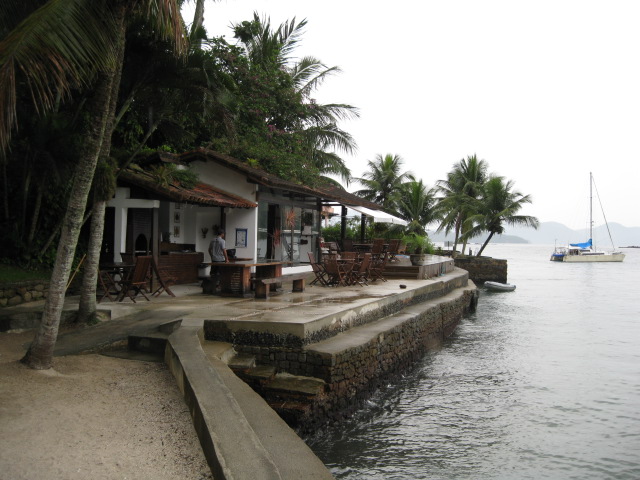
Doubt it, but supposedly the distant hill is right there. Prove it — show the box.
[427,222,640,247]
[504,222,640,247]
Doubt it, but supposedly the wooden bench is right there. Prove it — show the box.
[251,272,309,299]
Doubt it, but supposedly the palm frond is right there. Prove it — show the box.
[1,0,117,151]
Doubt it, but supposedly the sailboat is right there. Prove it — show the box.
[550,173,625,263]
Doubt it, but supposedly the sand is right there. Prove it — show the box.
[0,329,213,480]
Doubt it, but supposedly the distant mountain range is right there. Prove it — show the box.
[427,222,640,247]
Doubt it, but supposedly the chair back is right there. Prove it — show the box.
[387,239,400,254]
[341,251,357,260]
[120,252,134,264]
[129,255,152,285]
[371,242,383,255]
[358,253,372,273]
[308,252,317,264]
[342,238,354,252]
[323,258,339,275]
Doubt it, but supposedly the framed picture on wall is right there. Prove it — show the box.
[174,211,181,223]
[235,228,248,248]
[173,225,180,237]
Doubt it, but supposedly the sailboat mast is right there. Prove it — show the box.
[589,171,593,242]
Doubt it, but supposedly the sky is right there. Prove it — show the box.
[181,0,640,229]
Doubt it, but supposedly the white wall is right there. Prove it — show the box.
[189,159,258,260]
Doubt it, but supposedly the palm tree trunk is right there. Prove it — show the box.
[77,10,127,324]
[77,200,106,323]
[190,0,205,47]
[476,232,495,257]
[21,8,126,369]
[26,185,42,247]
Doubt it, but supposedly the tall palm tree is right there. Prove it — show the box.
[355,153,410,210]
[466,175,539,256]
[396,180,439,235]
[436,154,488,257]
[232,14,358,182]
[1,0,186,369]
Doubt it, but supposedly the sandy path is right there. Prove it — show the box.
[0,330,213,480]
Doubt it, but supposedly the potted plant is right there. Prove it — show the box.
[403,233,435,266]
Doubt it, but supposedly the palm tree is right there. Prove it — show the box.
[466,175,539,256]
[1,0,186,369]
[436,154,488,257]
[232,14,358,183]
[354,153,410,210]
[396,180,439,235]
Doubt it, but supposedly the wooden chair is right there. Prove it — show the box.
[370,252,389,282]
[371,238,385,259]
[150,256,176,297]
[350,253,372,287]
[387,239,401,262]
[117,255,152,302]
[323,258,353,287]
[340,251,357,261]
[308,252,329,286]
[341,238,354,252]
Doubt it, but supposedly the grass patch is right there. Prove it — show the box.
[0,264,51,284]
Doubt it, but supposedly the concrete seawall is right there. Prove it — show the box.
[454,256,508,283]
[200,268,477,433]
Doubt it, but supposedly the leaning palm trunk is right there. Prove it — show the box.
[476,231,495,257]
[77,200,106,323]
[77,28,125,324]
[21,10,125,368]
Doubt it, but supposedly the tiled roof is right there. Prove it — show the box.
[145,148,382,210]
[119,167,257,208]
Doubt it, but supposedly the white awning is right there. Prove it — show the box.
[347,205,408,226]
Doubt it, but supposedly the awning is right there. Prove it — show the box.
[347,205,408,226]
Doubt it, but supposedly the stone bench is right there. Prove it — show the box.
[252,272,308,299]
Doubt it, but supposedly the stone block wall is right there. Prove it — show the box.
[222,284,477,432]
[0,281,48,308]
[454,256,507,283]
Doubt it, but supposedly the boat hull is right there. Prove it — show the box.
[560,252,625,262]
[484,281,516,292]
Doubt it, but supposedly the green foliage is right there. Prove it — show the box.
[0,262,51,284]
[402,233,435,255]
[320,219,361,242]
[148,163,199,189]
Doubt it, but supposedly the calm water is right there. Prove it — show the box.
[306,244,640,479]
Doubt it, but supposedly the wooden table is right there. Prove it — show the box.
[210,261,286,297]
[98,263,134,302]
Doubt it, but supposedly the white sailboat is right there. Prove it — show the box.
[550,173,625,263]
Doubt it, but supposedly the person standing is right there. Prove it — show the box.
[208,229,229,293]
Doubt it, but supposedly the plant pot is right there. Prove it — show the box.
[410,254,428,266]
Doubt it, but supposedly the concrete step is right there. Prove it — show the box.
[201,340,236,364]
[228,353,256,372]
[128,331,169,354]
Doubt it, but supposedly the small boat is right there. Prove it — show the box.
[550,173,625,263]
[484,281,516,292]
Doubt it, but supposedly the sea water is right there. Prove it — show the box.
[306,244,640,479]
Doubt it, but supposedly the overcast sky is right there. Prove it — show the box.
[182,0,640,229]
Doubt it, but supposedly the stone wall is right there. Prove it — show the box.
[220,283,477,432]
[454,256,507,283]
[0,281,48,308]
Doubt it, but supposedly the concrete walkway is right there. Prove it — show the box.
[1,267,473,480]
